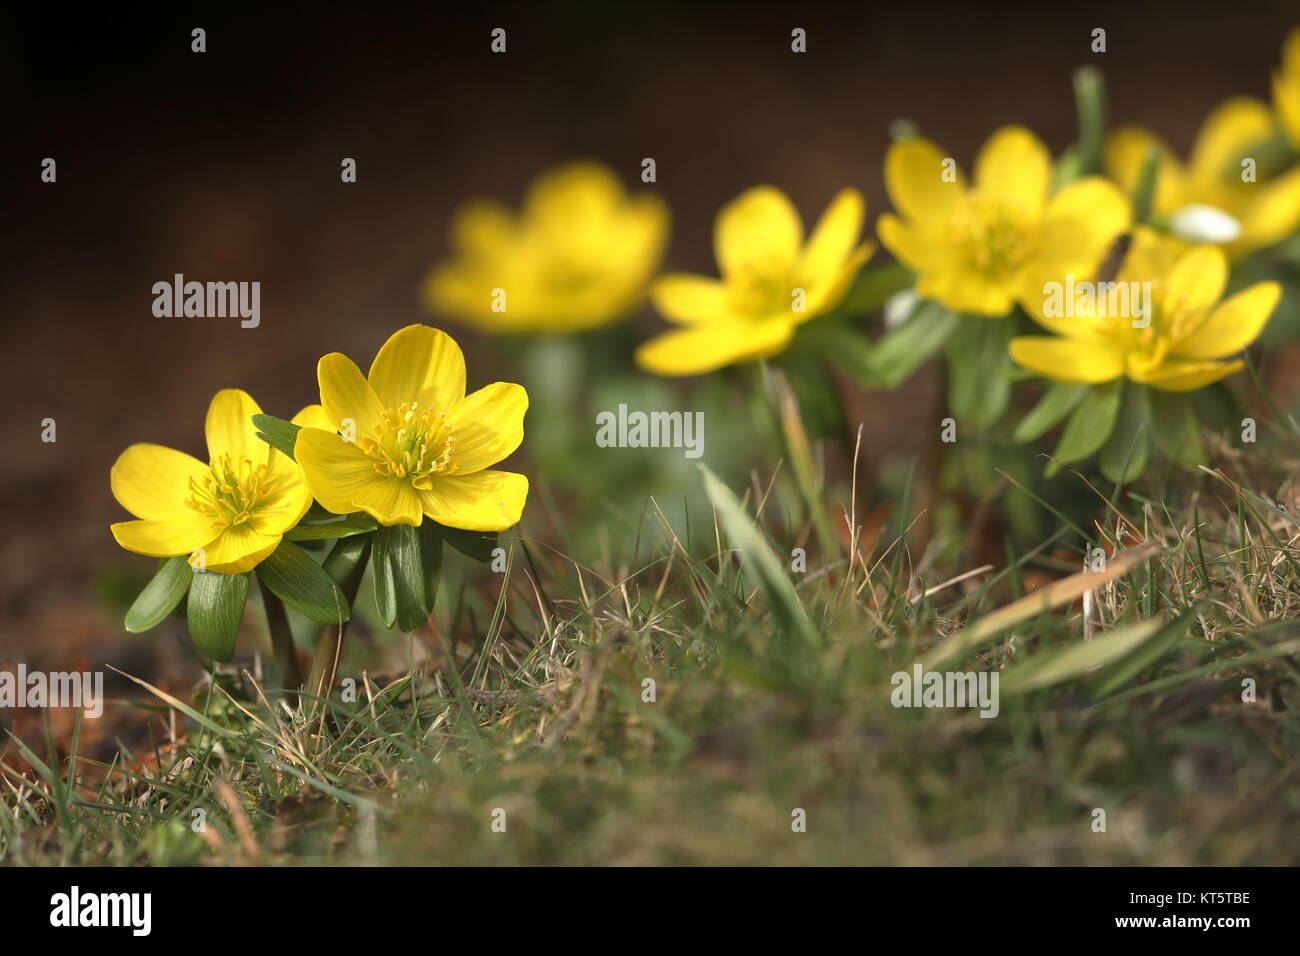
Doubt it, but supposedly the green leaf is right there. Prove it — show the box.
[1001,617,1164,696]
[1049,380,1121,472]
[700,466,816,645]
[1089,610,1194,698]
[285,512,379,541]
[418,522,445,611]
[256,541,350,624]
[947,313,1014,427]
[373,525,427,631]
[859,300,960,388]
[186,570,249,661]
[1013,382,1088,443]
[323,534,370,587]
[1099,382,1150,483]
[438,525,500,562]
[124,556,193,633]
[1148,389,1206,467]
[251,413,301,462]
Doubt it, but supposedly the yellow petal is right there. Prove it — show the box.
[1009,337,1125,384]
[1177,281,1280,360]
[1104,126,1186,215]
[714,187,802,281]
[291,404,334,431]
[798,189,865,288]
[196,525,281,573]
[1029,177,1131,278]
[1237,167,1300,252]
[1128,357,1242,392]
[884,138,965,224]
[368,324,466,413]
[446,382,528,474]
[112,515,214,558]
[1164,245,1228,317]
[449,199,515,258]
[111,443,209,520]
[803,242,875,318]
[525,161,622,224]
[248,479,313,537]
[351,476,423,527]
[418,470,528,532]
[974,126,1052,217]
[876,213,952,272]
[1187,97,1274,190]
[635,318,795,376]
[205,388,265,465]
[650,274,741,325]
[1117,226,1184,287]
[295,426,383,516]
[916,267,1015,317]
[318,352,385,436]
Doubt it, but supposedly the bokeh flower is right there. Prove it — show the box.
[295,324,528,530]
[423,161,668,333]
[1106,99,1300,256]
[878,126,1130,316]
[1011,227,1281,391]
[1272,28,1300,150]
[635,186,872,375]
[110,390,320,573]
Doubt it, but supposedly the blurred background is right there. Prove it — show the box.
[4,1,1297,754]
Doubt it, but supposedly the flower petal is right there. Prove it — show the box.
[295,426,384,516]
[1029,177,1131,278]
[650,274,741,326]
[1164,245,1228,317]
[974,126,1052,217]
[1237,166,1300,252]
[635,318,795,376]
[916,267,1015,317]
[798,189,865,288]
[318,352,385,436]
[1187,97,1274,190]
[351,476,423,527]
[876,213,953,273]
[111,443,209,521]
[1177,281,1280,360]
[884,138,965,224]
[196,525,281,573]
[1104,126,1186,216]
[1009,336,1125,384]
[248,478,313,537]
[292,403,335,431]
[368,324,466,414]
[714,187,802,281]
[1129,357,1242,391]
[446,382,528,474]
[418,470,528,532]
[205,388,265,465]
[112,515,214,558]
[803,243,875,318]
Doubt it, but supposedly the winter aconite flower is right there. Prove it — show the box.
[295,324,528,530]
[110,390,321,573]
[877,126,1130,316]
[1106,99,1300,256]
[1272,28,1300,150]
[423,161,669,334]
[1010,227,1281,391]
[635,186,873,375]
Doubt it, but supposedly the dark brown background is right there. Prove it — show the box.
[2,1,1293,746]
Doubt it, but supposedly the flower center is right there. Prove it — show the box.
[187,454,274,528]
[951,198,1034,280]
[359,403,456,490]
[728,261,798,317]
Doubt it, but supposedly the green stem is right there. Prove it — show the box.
[306,548,369,728]
[1073,66,1106,177]
[1131,146,1161,226]
[258,577,302,695]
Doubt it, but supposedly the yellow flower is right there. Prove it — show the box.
[295,324,528,531]
[423,161,668,333]
[1106,98,1300,257]
[635,186,873,375]
[1010,227,1281,392]
[877,126,1130,317]
[110,390,321,573]
[1272,28,1300,150]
